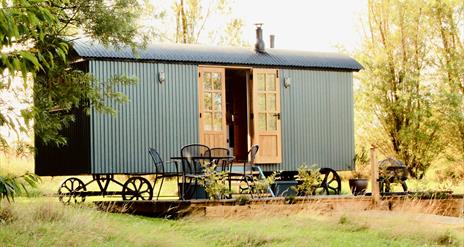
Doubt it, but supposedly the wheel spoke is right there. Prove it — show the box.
[137,180,144,191]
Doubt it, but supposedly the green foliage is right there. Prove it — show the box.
[355,0,464,179]
[350,147,370,179]
[1,0,145,201]
[200,163,230,200]
[253,171,277,196]
[428,0,464,162]
[292,164,321,196]
[235,194,250,205]
[1,0,145,150]
[0,172,40,202]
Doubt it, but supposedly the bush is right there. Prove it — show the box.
[292,164,321,196]
[0,172,40,202]
[201,163,230,200]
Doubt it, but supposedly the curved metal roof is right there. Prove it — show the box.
[72,40,363,71]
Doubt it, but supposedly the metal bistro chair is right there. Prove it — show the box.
[148,148,181,200]
[180,144,211,200]
[230,145,260,197]
[204,147,233,172]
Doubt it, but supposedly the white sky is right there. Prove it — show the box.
[149,0,367,53]
[232,0,366,52]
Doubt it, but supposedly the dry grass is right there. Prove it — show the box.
[0,197,463,246]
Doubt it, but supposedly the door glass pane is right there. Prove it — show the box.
[266,74,276,91]
[204,93,212,110]
[212,93,222,111]
[203,72,212,90]
[257,93,266,112]
[257,73,265,91]
[257,113,266,131]
[267,94,276,111]
[213,112,222,131]
[212,72,221,90]
[267,113,277,130]
[204,112,212,131]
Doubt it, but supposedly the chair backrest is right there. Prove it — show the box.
[206,147,230,157]
[181,144,211,174]
[248,145,259,165]
[206,147,231,171]
[148,148,164,173]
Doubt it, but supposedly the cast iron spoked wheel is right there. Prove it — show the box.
[313,168,341,195]
[58,177,87,204]
[122,177,153,201]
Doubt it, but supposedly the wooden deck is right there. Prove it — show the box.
[94,194,464,218]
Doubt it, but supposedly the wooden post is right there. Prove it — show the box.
[370,145,380,203]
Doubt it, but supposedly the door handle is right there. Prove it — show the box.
[273,113,281,120]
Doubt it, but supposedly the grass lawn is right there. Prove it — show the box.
[1,154,464,246]
[0,198,463,247]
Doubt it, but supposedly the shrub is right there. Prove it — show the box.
[0,172,40,202]
[254,172,278,197]
[292,164,321,196]
[201,163,230,200]
[350,147,370,179]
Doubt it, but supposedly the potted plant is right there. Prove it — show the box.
[349,148,369,196]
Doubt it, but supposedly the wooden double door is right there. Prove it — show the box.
[198,67,282,164]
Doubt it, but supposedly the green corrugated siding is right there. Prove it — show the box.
[88,60,353,174]
[262,69,354,172]
[89,60,199,174]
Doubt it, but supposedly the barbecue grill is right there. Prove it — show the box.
[378,158,408,193]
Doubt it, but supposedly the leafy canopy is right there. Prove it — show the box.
[0,0,146,201]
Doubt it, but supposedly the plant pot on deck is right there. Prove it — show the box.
[271,180,298,197]
[178,183,208,200]
[349,178,368,196]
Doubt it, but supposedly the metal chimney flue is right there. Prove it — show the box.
[254,23,265,53]
[270,35,275,48]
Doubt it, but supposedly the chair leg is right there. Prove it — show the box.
[152,175,159,200]
[157,177,165,200]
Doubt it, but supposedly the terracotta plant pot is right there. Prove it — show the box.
[349,178,368,196]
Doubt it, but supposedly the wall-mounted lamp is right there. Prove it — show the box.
[158,71,166,84]
[284,77,291,88]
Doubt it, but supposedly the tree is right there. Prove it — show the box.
[428,0,464,161]
[355,0,442,179]
[1,0,145,147]
[171,0,247,46]
[0,0,146,200]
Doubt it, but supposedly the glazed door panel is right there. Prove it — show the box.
[198,67,227,148]
[251,69,282,163]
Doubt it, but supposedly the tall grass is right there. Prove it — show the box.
[0,198,462,246]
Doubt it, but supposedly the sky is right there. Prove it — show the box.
[231,0,366,52]
[149,0,367,53]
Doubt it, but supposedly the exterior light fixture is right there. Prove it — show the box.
[158,71,166,84]
[284,77,291,88]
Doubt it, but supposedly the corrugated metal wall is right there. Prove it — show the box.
[262,69,354,172]
[89,60,199,174]
[88,60,354,174]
